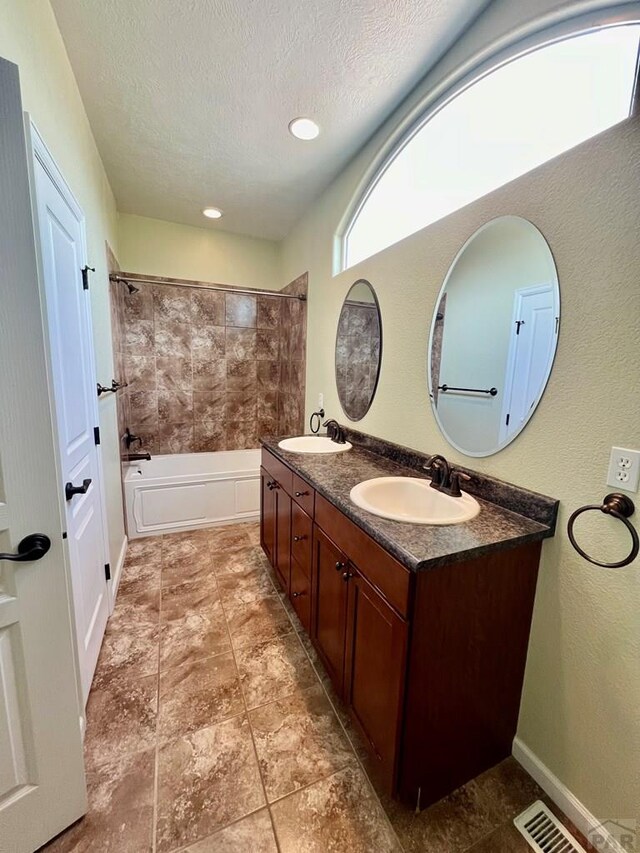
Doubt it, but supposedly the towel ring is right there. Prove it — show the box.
[567,493,638,568]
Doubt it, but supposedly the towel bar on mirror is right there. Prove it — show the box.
[567,493,638,568]
[438,384,498,396]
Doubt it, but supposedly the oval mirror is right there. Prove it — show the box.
[428,216,560,456]
[336,279,382,421]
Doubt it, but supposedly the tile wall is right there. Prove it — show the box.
[109,273,307,455]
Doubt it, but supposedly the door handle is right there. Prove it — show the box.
[65,478,92,501]
[0,533,51,562]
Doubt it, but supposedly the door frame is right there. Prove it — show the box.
[24,119,113,700]
[499,281,559,444]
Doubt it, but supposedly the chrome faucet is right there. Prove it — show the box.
[424,454,470,498]
[323,419,347,444]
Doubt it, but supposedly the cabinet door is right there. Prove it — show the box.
[311,525,349,695]
[260,467,276,566]
[344,571,408,789]
[275,486,291,593]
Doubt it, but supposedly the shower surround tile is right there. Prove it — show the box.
[158,389,193,423]
[192,289,225,326]
[156,355,192,390]
[226,292,257,327]
[114,273,307,454]
[227,327,257,360]
[257,294,281,328]
[192,324,226,359]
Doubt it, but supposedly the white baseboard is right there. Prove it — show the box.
[513,738,629,853]
[109,535,128,609]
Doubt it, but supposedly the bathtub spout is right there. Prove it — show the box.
[125,452,151,462]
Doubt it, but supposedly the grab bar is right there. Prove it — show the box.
[438,384,498,397]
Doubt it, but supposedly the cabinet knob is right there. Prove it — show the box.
[295,490,309,497]
[293,535,306,542]
[292,590,305,598]
[335,561,345,571]
[342,571,353,581]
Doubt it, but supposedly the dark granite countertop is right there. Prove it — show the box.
[261,432,558,572]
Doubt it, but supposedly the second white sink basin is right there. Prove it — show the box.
[278,435,353,454]
[350,477,480,525]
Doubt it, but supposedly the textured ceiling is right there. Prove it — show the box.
[50,0,489,241]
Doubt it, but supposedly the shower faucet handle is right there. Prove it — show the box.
[124,427,142,450]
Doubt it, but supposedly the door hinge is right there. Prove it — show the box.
[81,265,95,290]
[506,413,510,426]
[515,320,525,335]
[555,315,559,334]
[94,426,101,445]
[62,531,67,539]
[104,563,111,581]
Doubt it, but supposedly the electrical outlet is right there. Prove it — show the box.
[606,447,640,492]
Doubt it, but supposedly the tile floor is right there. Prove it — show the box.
[42,522,593,853]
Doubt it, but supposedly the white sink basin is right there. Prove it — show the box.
[350,477,480,525]
[278,435,353,454]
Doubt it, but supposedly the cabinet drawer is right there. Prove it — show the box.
[290,556,311,632]
[315,494,412,618]
[291,501,312,576]
[291,473,315,515]
[261,448,293,494]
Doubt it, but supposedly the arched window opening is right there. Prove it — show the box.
[342,25,640,271]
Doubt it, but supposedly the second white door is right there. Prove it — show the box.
[30,127,110,704]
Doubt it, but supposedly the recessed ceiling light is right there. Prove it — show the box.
[288,117,320,141]
[202,207,223,219]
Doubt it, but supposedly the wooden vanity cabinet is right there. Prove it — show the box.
[260,465,291,593]
[310,525,350,693]
[344,567,408,789]
[309,522,408,789]
[260,447,543,809]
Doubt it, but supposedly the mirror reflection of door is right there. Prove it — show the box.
[501,283,558,442]
[427,216,560,456]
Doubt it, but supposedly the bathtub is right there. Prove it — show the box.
[123,449,261,539]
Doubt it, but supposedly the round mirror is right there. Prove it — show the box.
[336,279,382,421]
[428,216,559,456]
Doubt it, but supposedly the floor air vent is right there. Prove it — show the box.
[514,801,587,853]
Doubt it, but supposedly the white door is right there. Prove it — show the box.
[501,283,558,442]
[0,57,87,851]
[29,126,109,704]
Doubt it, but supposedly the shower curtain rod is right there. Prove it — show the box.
[109,274,307,301]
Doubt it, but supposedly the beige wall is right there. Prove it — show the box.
[282,7,640,827]
[0,0,124,567]
[117,213,282,290]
